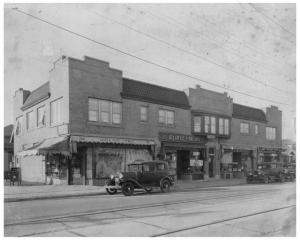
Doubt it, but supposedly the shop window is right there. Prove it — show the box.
[15,116,23,136]
[140,106,148,122]
[266,127,276,140]
[240,122,249,134]
[37,106,46,128]
[46,155,68,181]
[193,116,202,132]
[26,111,35,130]
[50,98,63,125]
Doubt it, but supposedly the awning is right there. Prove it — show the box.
[17,136,70,157]
[70,135,155,146]
[221,144,256,151]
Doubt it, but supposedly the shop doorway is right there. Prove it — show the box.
[176,150,190,178]
[208,148,215,178]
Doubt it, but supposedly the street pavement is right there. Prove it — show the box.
[4,182,296,237]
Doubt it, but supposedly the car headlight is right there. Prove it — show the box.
[110,174,114,180]
[118,173,123,179]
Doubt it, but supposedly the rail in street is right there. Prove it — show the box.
[4,183,296,237]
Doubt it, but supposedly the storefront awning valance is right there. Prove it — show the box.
[221,144,256,151]
[70,135,155,146]
[17,136,70,157]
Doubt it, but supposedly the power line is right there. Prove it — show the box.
[11,7,293,106]
[85,8,293,95]
[142,5,295,71]
[248,3,296,38]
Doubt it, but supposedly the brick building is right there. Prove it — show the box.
[12,56,283,185]
[13,56,202,185]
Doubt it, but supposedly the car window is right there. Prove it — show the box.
[157,163,165,171]
[128,164,142,171]
[143,163,155,172]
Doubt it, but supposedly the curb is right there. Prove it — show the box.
[4,182,247,203]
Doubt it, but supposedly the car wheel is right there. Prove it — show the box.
[121,182,134,196]
[106,188,117,195]
[160,179,171,193]
[264,177,269,184]
[145,187,153,193]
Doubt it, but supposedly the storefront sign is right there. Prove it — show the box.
[159,132,204,143]
[71,135,155,146]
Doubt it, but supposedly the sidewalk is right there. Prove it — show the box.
[4,178,246,202]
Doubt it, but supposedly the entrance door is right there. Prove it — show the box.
[177,150,190,178]
[208,148,215,178]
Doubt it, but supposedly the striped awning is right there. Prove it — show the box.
[17,136,70,156]
[70,135,155,146]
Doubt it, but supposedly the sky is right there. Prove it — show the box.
[3,3,296,140]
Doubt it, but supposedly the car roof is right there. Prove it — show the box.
[128,160,167,165]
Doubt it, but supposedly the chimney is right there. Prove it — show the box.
[195,84,201,89]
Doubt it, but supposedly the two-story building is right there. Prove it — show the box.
[221,104,283,179]
[12,55,283,185]
[13,56,203,185]
[188,85,233,179]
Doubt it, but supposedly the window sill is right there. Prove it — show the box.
[87,121,121,128]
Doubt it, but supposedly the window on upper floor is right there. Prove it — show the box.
[266,127,276,140]
[193,116,202,132]
[210,117,216,134]
[140,106,148,122]
[219,118,230,135]
[15,116,23,136]
[158,109,174,127]
[26,111,35,130]
[255,124,259,135]
[240,122,249,134]
[88,98,122,124]
[37,106,46,128]
[50,98,63,126]
[204,116,210,133]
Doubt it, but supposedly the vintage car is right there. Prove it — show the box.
[105,160,175,196]
[283,163,296,181]
[246,162,285,184]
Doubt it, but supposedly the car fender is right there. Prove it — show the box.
[120,178,145,189]
[160,176,173,186]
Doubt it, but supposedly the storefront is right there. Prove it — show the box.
[158,132,206,180]
[16,136,70,185]
[70,135,155,186]
[257,147,283,165]
[220,144,256,179]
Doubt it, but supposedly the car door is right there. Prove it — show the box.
[141,163,155,185]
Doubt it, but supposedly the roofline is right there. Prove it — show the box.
[121,93,191,110]
[233,103,265,113]
[21,94,50,111]
[123,77,187,95]
[232,115,268,123]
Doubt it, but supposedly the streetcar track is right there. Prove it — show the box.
[151,205,296,237]
[5,191,273,227]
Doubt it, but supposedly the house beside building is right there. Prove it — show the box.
[12,55,284,185]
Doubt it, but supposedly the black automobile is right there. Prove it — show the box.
[105,160,175,196]
[247,162,285,184]
[283,163,296,181]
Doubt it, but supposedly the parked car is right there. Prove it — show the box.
[105,160,175,196]
[283,163,296,181]
[246,162,285,184]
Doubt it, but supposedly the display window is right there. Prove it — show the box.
[46,154,68,180]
